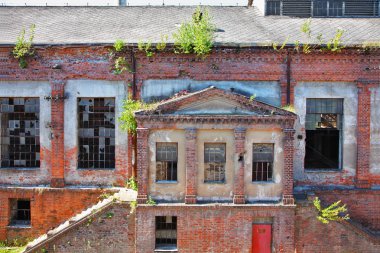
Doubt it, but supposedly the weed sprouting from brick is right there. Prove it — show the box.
[313,197,350,224]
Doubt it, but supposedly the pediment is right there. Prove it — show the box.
[173,97,259,115]
[136,87,295,117]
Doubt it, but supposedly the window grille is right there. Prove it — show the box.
[0,97,40,168]
[10,199,31,226]
[155,216,177,250]
[204,143,226,183]
[252,144,274,182]
[305,98,343,169]
[78,98,115,169]
[156,143,178,181]
[266,0,281,15]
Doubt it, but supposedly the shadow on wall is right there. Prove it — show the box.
[141,79,281,107]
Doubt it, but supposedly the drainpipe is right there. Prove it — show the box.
[286,50,291,105]
[130,49,137,100]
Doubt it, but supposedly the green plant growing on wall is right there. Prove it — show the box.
[106,212,114,219]
[138,40,154,57]
[326,29,345,52]
[173,6,215,57]
[146,196,156,206]
[119,97,156,134]
[126,176,138,191]
[12,24,36,69]
[156,34,168,51]
[313,197,350,224]
[129,200,137,214]
[281,104,295,113]
[110,39,131,75]
[249,94,256,102]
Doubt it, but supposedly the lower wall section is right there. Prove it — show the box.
[295,200,380,253]
[0,187,109,241]
[30,203,135,253]
[136,205,296,253]
[306,189,380,232]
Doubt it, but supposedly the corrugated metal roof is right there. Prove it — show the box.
[0,6,379,46]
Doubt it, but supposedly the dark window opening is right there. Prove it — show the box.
[10,199,31,226]
[155,216,177,250]
[252,144,274,182]
[305,98,343,169]
[78,98,115,169]
[266,0,281,15]
[0,98,40,168]
[156,143,178,181]
[204,143,226,183]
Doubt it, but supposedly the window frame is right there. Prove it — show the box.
[155,142,178,182]
[204,143,226,183]
[266,0,282,16]
[252,143,275,182]
[9,199,31,227]
[77,97,116,170]
[155,216,177,251]
[304,98,344,170]
[0,97,40,169]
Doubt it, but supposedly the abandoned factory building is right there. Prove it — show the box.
[0,2,380,253]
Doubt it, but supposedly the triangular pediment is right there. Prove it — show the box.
[136,87,295,117]
[174,96,259,115]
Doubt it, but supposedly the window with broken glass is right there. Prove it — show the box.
[156,143,178,181]
[252,144,274,182]
[155,216,177,250]
[305,98,343,169]
[0,98,40,168]
[204,143,226,183]
[9,199,31,226]
[78,98,115,169]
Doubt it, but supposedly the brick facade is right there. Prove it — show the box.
[0,188,108,241]
[0,44,379,251]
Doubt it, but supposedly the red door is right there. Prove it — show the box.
[252,224,272,253]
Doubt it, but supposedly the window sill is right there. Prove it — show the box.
[204,181,226,184]
[7,225,31,229]
[304,169,342,173]
[77,168,115,170]
[251,181,275,184]
[0,167,39,171]
[154,248,178,252]
[156,180,178,184]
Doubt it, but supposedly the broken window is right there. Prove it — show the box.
[156,143,178,181]
[305,98,343,169]
[204,143,226,183]
[78,98,115,169]
[10,199,31,226]
[252,144,274,182]
[155,216,177,250]
[0,98,40,168]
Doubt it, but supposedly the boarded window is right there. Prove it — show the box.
[266,0,281,15]
[155,216,177,250]
[204,143,226,183]
[156,143,178,181]
[78,98,115,169]
[0,98,40,168]
[305,98,343,169]
[252,144,274,182]
[10,199,31,226]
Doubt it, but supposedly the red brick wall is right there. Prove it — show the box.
[295,200,380,253]
[316,190,380,231]
[0,188,109,241]
[136,205,296,253]
[30,203,135,253]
